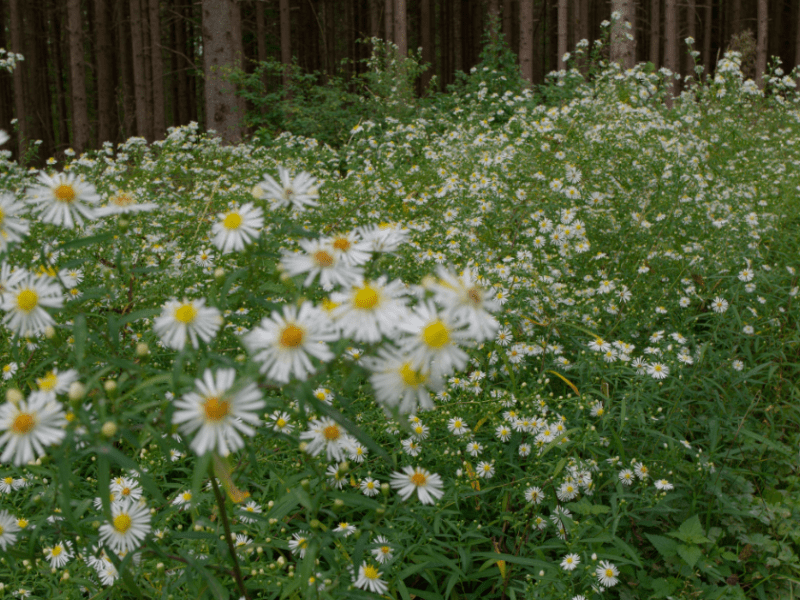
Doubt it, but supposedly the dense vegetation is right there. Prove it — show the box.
[1,36,799,600]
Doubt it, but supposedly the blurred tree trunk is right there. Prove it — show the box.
[703,0,712,75]
[67,0,91,151]
[421,0,433,87]
[385,0,393,41]
[370,0,381,38]
[395,0,407,56]
[502,0,513,43]
[487,0,500,41]
[95,0,116,145]
[650,0,660,66]
[130,0,152,140]
[664,0,677,105]
[732,0,742,35]
[149,0,165,139]
[755,0,767,87]
[610,0,635,69]
[116,0,137,138]
[557,0,567,70]
[686,0,696,77]
[280,0,291,86]
[453,0,462,72]
[519,0,533,82]
[202,0,242,144]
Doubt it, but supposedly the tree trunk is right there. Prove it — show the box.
[202,0,242,144]
[519,0,533,82]
[394,0,407,56]
[664,0,677,105]
[702,0,712,76]
[755,0,767,88]
[453,0,462,72]
[117,0,137,138]
[67,0,91,151]
[685,0,696,77]
[94,0,116,145]
[130,0,152,140]
[370,0,381,38]
[149,0,165,139]
[48,0,70,151]
[610,0,635,69]
[421,0,433,88]
[650,0,659,66]
[732,0,741,35]
[487,0,501,41]
[280,0,291,87]
[385,0,394,41]
[557,0,568,70]
[502,0,513,43]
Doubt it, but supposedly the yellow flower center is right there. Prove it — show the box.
[353,285,379,310]
[422,320,450,348]
[203,396,230,422]
[454,421,462,428]
[410,472,427,487]
[182,492,192,501]
[380,545,390,554]
[2,477,12,485]
[0,207,4,223]
[54,184,76,203]
[276,418,286,428]
[333,237,351,251]
[313,250,334,268]
[174,303,197,324]
[16,289,38,312]
[37,372,58,391]
[18,519,28,528]
[121,487,131,496]
[467,288,482,305]
[223,213,242,230]
[605,569,614,577]
[111,192,135,207]
[12,413,35,434]
[51,546,62,556]
[399,363,426,387]
[363,565,380,580]
[323,424,340,441]
[279,324,304,348]
[0,525,3,535]
[113,513,132,533]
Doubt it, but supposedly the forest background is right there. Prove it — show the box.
[0,0,796,162]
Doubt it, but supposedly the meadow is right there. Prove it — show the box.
[0,42,799,600]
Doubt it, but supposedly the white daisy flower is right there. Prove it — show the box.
[98,498,152,554]
[525,486,544,504]
[258,166,320,211]
[354,562,388,594]
[447,417,468,435]
[211,202,264,254]
[358,223,409,253]
[35,368,79,401]
[280,238,363,289]
[477,461,495,479]
[0,392,67,466]
[330,276,409,343]
[429,266,500,341]
[360,477,380,497]
[0,193,30,251]
[322,230,372,266]
[299,417,356,462]
[171,368,264,456]
[390,466,444,504]
[364,347,443,414]
[153,297,222,350]
[44,540,73,568]
[243,301,338,383]
[288,531,309,557]
[111,477,142,503]
[26,171,100,229]
[560,553,580,571]
[398,300,471,378]
[0,130,8,145]
[95,190,158,216]
[371,536,393,563]
[595,560,619,587]
[0,271,64,337]
[0,509,21,550]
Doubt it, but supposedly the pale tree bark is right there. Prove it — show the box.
[202,0,242,144]
[755,0,767,88]
[130,0,152,140]
[557,0,567,70]
[280,0,291,87]
[519,0,533,83]
[610,0,636,69]
[67,0,91,151]
[664,0,678,106]
[149,0,165,139]
[94,0,115,145]
[9,0,25,157]
[650,0,659,66]
[394,0,407,56]
[385,0,393,42]
[685,0,696,77]
[487,0,501,41]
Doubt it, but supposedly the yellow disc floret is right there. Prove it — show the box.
[223,213,242,230]
[203,396,230,422]
[422,320,450,348]
[279,324,304,348]
[113,513,132,534]
[353,285,379,310]
[11,413,35,435]
[16,289,38,313]
[174,304,197,324]
[54,184,76,203]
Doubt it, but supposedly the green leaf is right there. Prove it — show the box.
[677,544,703,568]
[57,232,115,252]
[650,578,674,598]
[73,314,87,364]
[567,498,610,515]
[645,534,678,559]
[668,515,710,544]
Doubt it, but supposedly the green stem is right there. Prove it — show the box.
[209,470,250,600]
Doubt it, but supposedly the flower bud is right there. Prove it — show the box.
[6,389,23,405]
[68,381,86,401]
[101,421,118,438]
